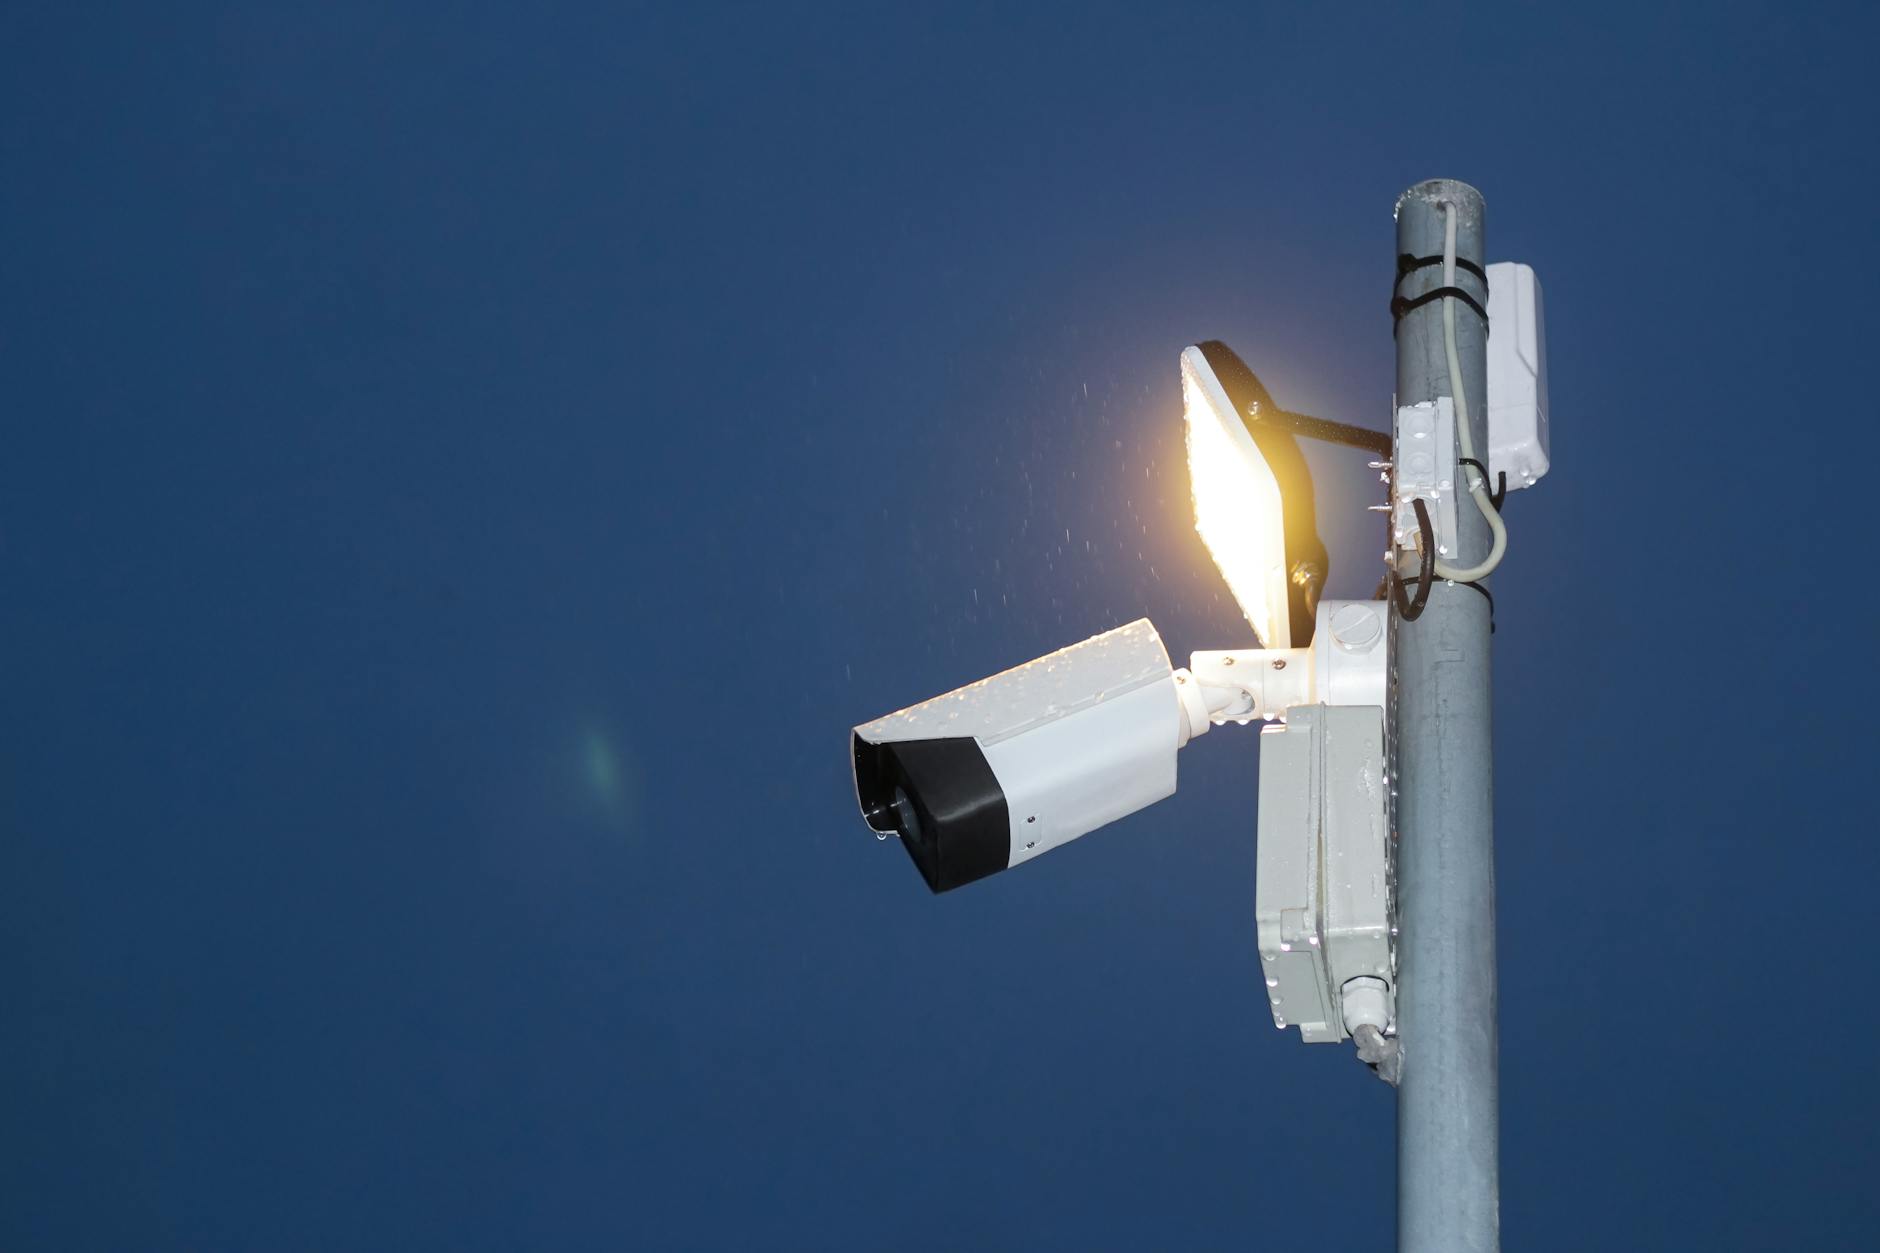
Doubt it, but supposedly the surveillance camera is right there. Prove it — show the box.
[851,619,1201,893]
[851,599,1392,894]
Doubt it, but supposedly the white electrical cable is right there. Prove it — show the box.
[1430,202,1508,583]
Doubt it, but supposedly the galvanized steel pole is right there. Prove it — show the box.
[1392,179,1499,1252]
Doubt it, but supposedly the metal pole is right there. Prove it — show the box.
[1392,179,1499,1252]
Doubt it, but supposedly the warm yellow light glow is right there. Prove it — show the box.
[1181,346,1290,648]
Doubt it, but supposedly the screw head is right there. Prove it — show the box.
[1330,602,1383,653]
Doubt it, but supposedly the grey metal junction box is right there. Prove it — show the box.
[1255,704,1393,1043]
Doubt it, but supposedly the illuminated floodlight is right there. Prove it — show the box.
[1181,342,1327,649]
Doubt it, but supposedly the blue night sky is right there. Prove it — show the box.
[4,3,1876,1249]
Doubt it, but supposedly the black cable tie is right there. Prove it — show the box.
[1390,285,1488,328]
[1397,253,1488,284]
[1390,254,1489,336]
[1458,457,1508,511]
[1452,577,1497,634]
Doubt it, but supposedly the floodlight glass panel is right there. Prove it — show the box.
[1182,345,1291,649]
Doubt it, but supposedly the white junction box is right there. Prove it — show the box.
[1393,397,1459,560]
[1485,260,1549,490]
[1255,704,1392,1043]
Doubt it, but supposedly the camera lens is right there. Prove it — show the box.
[890,786,923,843]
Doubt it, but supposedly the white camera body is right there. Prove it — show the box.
[852,619,1190,893]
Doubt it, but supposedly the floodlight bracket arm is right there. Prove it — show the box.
[1250,408,1393,458]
